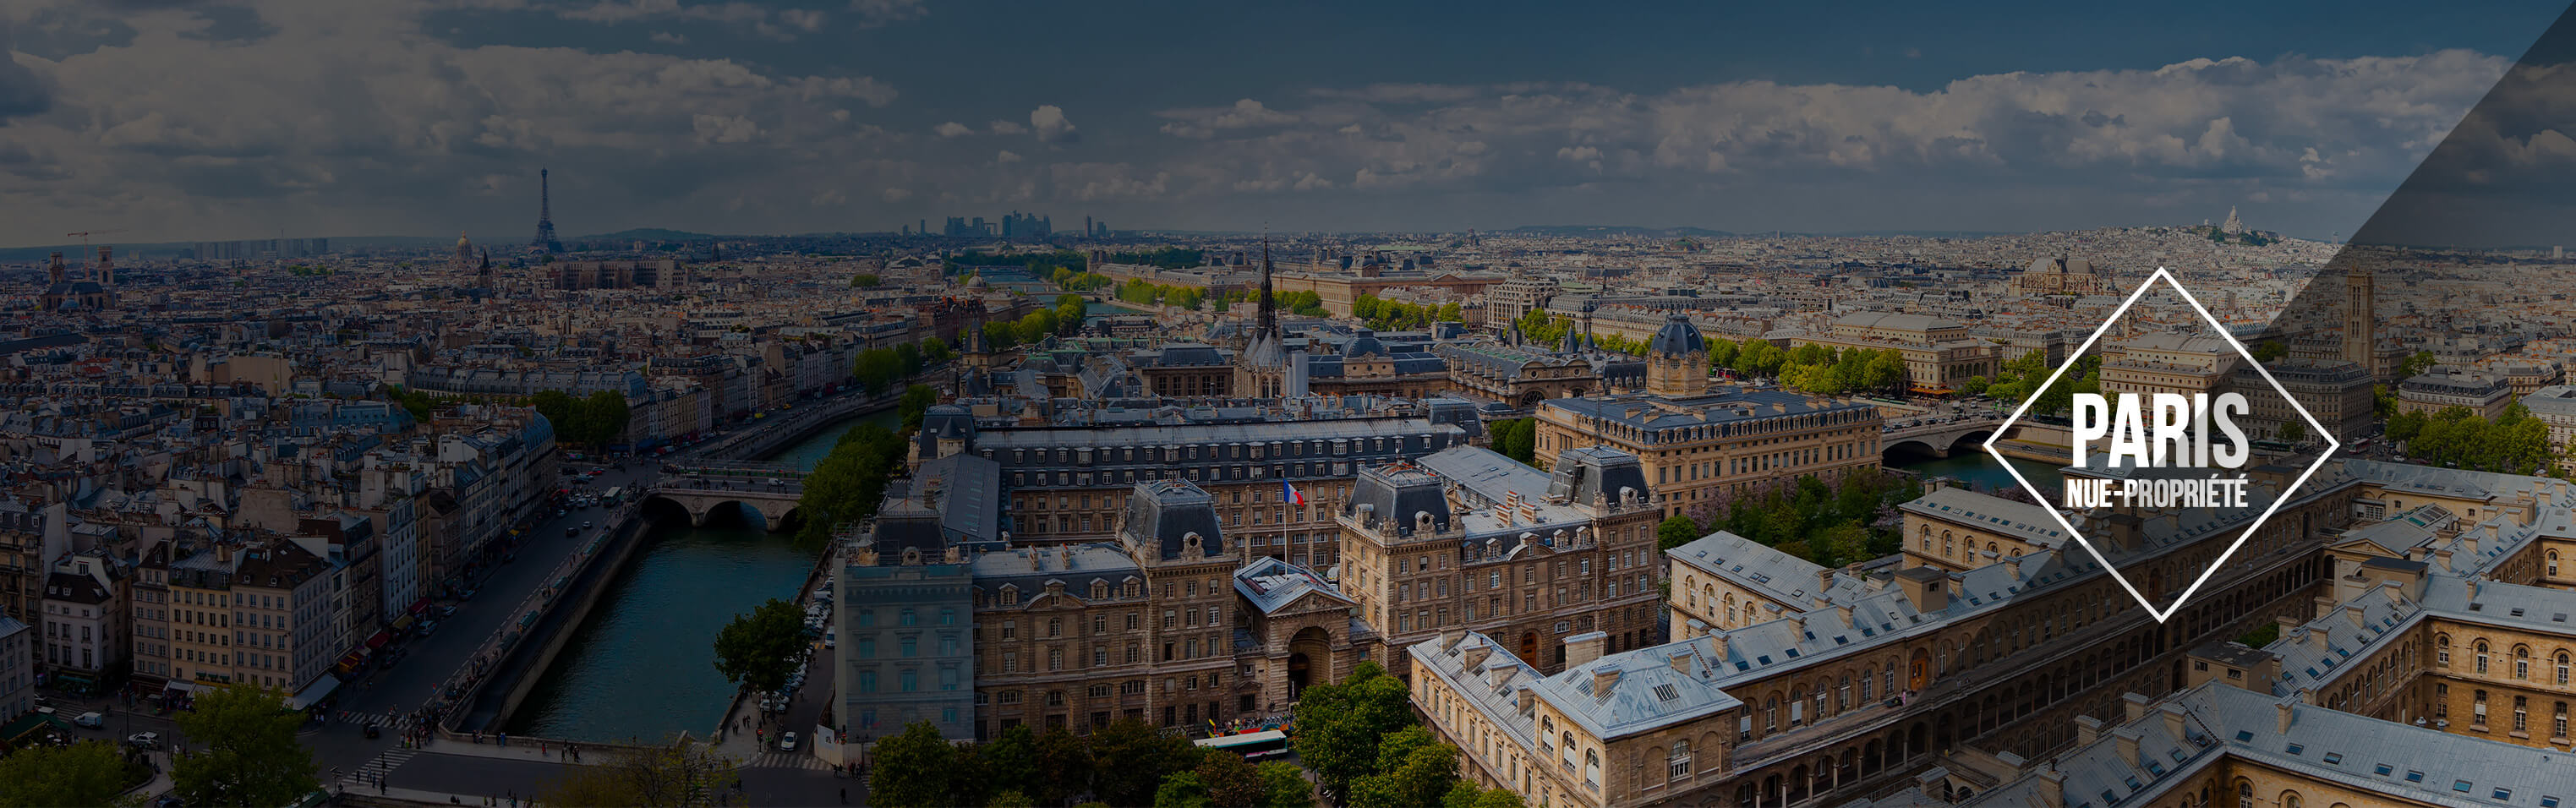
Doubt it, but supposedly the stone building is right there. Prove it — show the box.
[1337,446,1665,678]
[1535,385,1881,520]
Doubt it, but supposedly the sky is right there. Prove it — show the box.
[0,0,2570,248]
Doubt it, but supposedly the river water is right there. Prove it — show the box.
[506,407,901,743]
[1889,451,2065,500]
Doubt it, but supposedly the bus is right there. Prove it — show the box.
[1194,729,1291,761]
[602,487,624,505]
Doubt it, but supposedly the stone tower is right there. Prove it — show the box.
[1645,312,1711,397]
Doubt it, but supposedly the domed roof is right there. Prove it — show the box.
[1649,312,1706,357]
[1345,329,1386,358]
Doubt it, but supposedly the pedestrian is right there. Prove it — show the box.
[840,788,847,804]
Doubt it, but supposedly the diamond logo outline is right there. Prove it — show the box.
[1980,266,2341,623]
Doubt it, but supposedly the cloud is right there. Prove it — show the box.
[845,0,926,28]
[880,187,910,202]
[994,150,1020,164]
[649,30,686,44]
[1157,98,1297,139]
[1030,104,1078,144]
[932,121,971,138]
[987,120,1026,135]
[0,19,52,121]
[553,0,828,41]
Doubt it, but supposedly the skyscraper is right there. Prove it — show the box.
[531,168,562,254]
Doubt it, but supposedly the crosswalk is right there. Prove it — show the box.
[334,709,408,729]
[337,745,421,790]
[742,748,829,771]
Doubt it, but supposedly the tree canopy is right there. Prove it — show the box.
[170,685,320,807]
[0,740,143,808]
[1293,661,1419,803]
[712,597,807,695]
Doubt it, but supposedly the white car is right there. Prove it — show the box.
[126,732,161,749]
[74,712,105,729]
[778,732,798,751]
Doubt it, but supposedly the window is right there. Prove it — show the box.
[2477,640,2491,674]
[1668,740,1692,782]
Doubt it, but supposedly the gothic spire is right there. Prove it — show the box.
[1258,231,1277,338]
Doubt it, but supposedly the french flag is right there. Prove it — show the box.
[1283,480,1307,506]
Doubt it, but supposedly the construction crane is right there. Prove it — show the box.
[64,229,126,247]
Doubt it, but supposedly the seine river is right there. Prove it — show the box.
[506,408,900,743]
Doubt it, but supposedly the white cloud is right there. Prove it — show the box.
[932,121,971,138]
[995,150,1021,164]
[880,187,911,202]
[987,120,1027,135]
[1030,104,1078,144]
[554,0,823,41]
[1158,98,1297,139]
[649,30,686,44]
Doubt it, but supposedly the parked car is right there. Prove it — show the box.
[74,712,104,729]
[418,620,440,637]
[126,732,160,749]
[778,732,798,752]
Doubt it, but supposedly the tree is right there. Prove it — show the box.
[988,791,1037,808]
[2278,419,2306,444]
[1256,762,1315,808]
[170,685,320,807]
[1153,773,1213,808]
[873,722,960,808]
[851,273,883,287]
[1293,661,1418,803]
[981,724,1040,800]
[712,598,807,695]
[791,423,911,550]
[1350,726,1460,808]
[580,389,631,447]
[2398,350,2439,379]
[0,740,139,808]
[535,760,646,806]
[1657,514,1703,550]
[899,384,942,434]
[1195,751,1267,808]
[1090,718,1202,807]
[1035,726,1099,805]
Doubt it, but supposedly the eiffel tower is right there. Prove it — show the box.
[532,167,562,254]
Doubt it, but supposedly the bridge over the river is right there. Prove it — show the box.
[1880,416,2008,459]
[644,461,807,531]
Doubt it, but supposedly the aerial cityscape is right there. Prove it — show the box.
[9,2,2576,807]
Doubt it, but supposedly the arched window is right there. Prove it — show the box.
[1668,740,1692,782]
[2236,778,2254,808]
[2551,550,2562,577]
[2558,652,2571,685]
[2477,640,2491,674]
[1583,749,1600,789]
[2437,634,2452,667]
[1561,732,1577,769]
[2517,646,2532,680]
[2280,793,2302,808]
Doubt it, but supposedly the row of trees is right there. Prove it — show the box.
[1513,308,1574,347]
[854,340,953,396]
[1354,294,1461,331]
[1771,345,1908,396]
[982,300,1082,352]
[1295,662,1522,808]
[0,685,326,806]
[786,385,940,550]
[871,719,1298,808]
[1048,267,1115,292]
[2388,403,2559,475]
[531,389,633,449]
[1115,280,1209,312]
[1658,472,1921,569]
[1963,350,2099,414]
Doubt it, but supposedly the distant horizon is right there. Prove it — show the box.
[5,2,2563,250]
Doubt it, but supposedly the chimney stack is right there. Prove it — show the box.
[1564,631,1607,668]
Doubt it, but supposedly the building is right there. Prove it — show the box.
[38,550,124,693]
[1893,484,2071,573]
[1337,446,1665,676]
[839,562,976,741]
[2399,366,2515,420]
[2522,385,2576,473]
[2097,333,2237,401]
[2012,256,2118,298]
[1535,385,1881,519]
[915,409,1468,569]
[1409,458,2357,808]
[1486,277,1563,328]
[0,617,27,722]
[1793,312,2004,392]
[229,539,337,699]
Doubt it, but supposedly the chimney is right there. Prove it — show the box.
[2074,715,2103,745]
[2112,727,2142,767]
[2004,556,2022,581]
[1707,631,1730,663]
[2342,604,2367,629]
[2033,768,2067,808]
[1592,666,1622,696]
[1895,568,1949,613]
[2276,700,2294,734]
[2123,692,2152,723]
[1464,645,1492,670]
[1565,631,1608,668]
[1668,650,1693,674]
[2159,702,2189,742]
[2305,627,2331,652]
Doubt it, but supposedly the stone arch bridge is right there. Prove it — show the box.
[1880,417,2008,459]
[644,463,806,532]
